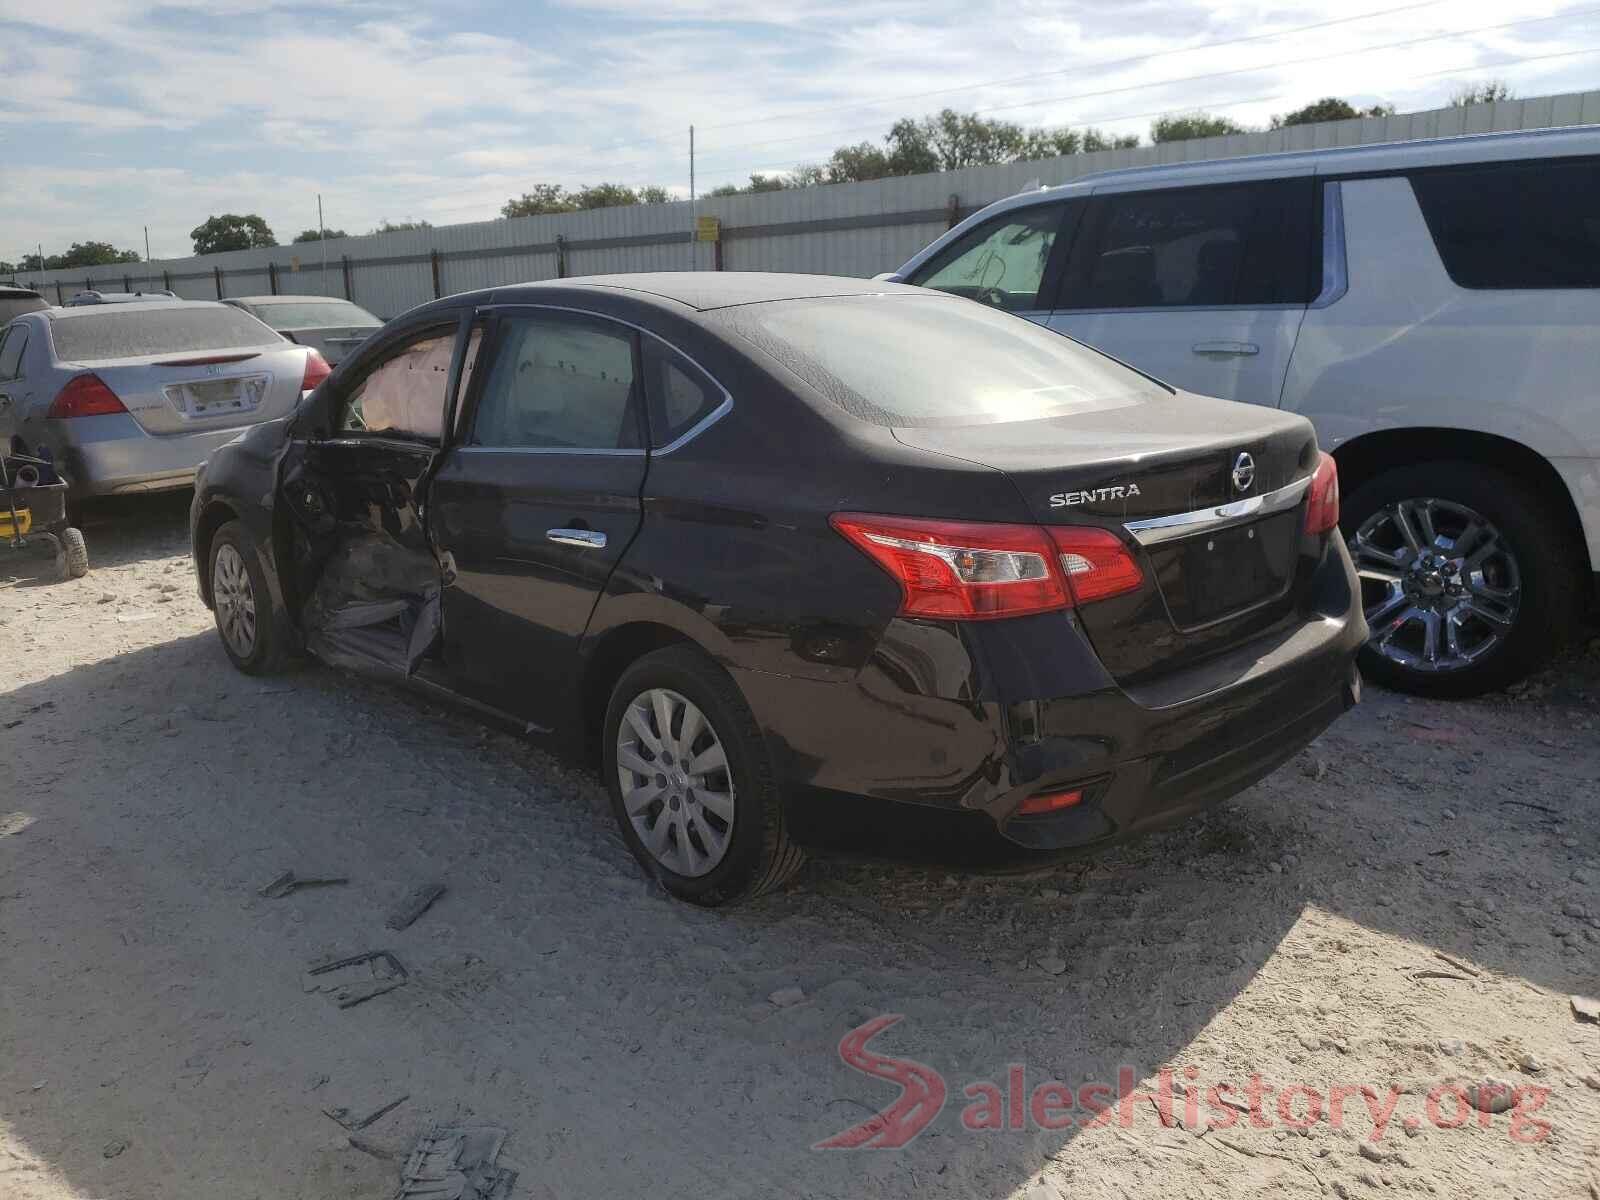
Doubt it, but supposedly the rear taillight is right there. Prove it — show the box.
[830,513,1142,620]
[1304,452,1340,535]
[48,373,126,419]
[300,349,332,392]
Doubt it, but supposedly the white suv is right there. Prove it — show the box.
[890,126,1600,698]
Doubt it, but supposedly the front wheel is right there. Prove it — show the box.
[1343,462,1581,698]
[602,645,804,905]
[209,520,290,675]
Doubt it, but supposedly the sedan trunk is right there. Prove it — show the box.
[893,392,1322,683]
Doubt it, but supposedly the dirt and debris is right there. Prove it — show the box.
[385,882,446,931]
[306,950,410,1010]
[259,869,350,899]
[397,1126,516,1200]
[2,494,1598,1198]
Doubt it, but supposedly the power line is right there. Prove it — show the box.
[393,13,1600,219]
[576,0,1451,162]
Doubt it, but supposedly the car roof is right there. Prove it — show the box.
[227,295,355,305]
[2,285,43,297]
[44,299,232,320]
[489,272,934,312]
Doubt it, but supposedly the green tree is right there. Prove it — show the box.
[190,214,276,255]
[1450,80,1513,107]
[1082,128,1141,152]
[826,142,893,183]
[639,185,671,204]
[571,183,642,209]
[293,227,349,242]
[1271,97,1394,128]
[1151,111,1248,143]
[371,219,433,233]
[502,185,574,217]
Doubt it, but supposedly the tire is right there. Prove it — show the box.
[58,527,89,579]
[1342,461,1582,699]
[602,645,804,905]
[208,520,291,675]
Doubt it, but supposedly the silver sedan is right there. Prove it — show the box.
[0,301,329,498]
[222,296,381,366]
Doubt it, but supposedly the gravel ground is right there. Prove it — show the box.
[2,493,1598,1200]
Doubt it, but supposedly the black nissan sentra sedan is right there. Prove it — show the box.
[191,273,1364,905]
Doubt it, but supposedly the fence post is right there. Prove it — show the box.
[430,249,442,299]
[555,235,566,279]
[268,262,279,295]
[341,255,352,301]
[214,266,223,299]
[85,276,92,294]
[713,238,724,271]
[55,281,64,305]
[946,193,961,229]
[123,274,132,293]
[163,269,171,292]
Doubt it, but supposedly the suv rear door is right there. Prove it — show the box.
[1046,175,1318,409]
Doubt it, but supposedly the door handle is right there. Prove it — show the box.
[1191,340,1259,356]
[547,528,607,549]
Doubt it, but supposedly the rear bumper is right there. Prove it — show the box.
[737,538,1366,853]
[42,415,254,497]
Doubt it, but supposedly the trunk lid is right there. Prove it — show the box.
[279,324,378,367]
[892,392,1321,682]
[78,345,310,436]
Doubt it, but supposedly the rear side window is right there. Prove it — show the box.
[340,328,457,441]
[49,307,282,362]
[250,300,381,329]
[0,326,25,378]
[1059,179,1315,309]
[469,313,642,450]
[640,338,723,447]
[724,294,1168,428]
[0,295,47,323]
[1410,159,1600,289]
[907,205,1067,313]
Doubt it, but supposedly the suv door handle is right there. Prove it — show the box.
[1192,340,1259,356]
[547,528,607,549]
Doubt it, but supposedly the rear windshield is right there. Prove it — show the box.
[248,299,380,329]
[49,307,282,362]
[722,295,1169,428]
[0,295,47,323]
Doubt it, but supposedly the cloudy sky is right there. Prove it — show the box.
[0,0,1594,261]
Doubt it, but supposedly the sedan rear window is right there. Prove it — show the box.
[49,307,282,362]
[0,295,47,323]
[248,300,380,329]
[723,295,1168,427]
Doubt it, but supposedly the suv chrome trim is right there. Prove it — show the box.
[1125,476,1311,546]
[1311,182,1348,309]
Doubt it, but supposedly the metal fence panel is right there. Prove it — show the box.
[18,88,1598,319]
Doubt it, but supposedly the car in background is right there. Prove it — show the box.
[66,290,181,306]
[222,296,382,366]
[0,285,48,323]
[888,125,1600,699]
[191,273,1361,905]
[0,300,330,498]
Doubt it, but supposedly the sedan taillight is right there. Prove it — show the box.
[1304,452,1340,535]
[830,512,1143,620]
[301,349,332,392]
[48,373,127,419]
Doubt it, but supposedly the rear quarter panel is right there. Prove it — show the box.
[1284,174,1600,565]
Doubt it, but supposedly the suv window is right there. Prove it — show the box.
[470,313,641,450]
[1410,158,1600,289]
[1059,179,1315,310]
[0,325,25,379]
[340,326,458,440]
[640,338,723,447]
[907,205,1067,313]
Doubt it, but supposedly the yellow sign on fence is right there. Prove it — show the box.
[695,216,721,243]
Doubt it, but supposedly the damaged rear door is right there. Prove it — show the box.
[279,315,476,675]
[426,306,650,732]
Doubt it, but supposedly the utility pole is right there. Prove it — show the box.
[689,125,696,203]
[318,193,328,296]
[144,226,152,291]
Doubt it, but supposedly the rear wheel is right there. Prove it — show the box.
[209,521,290,675]
[602,645,804,905]
[1343,462,1581,698]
